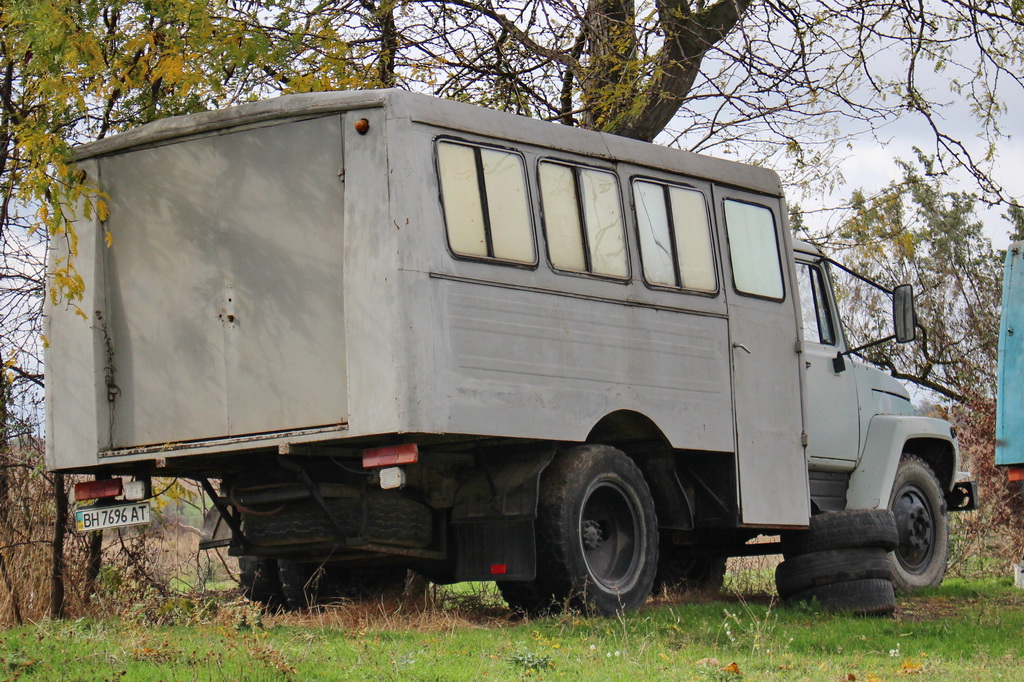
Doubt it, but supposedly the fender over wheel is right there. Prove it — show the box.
[888,455,949,592]
[534,444,659,615]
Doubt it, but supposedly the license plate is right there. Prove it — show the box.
[75,502,152,533]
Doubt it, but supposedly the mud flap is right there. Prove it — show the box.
[455,519,536,580]
[451,449,553,581]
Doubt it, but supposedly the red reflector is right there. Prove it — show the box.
[362,444,418,469]
[74,478,123,502]
[490,564,508,575]
[1009,467,1024,482]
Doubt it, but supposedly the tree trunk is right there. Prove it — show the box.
[50,473,67,619]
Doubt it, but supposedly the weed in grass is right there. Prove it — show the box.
[508,649,555,673]
[1,647,39,676]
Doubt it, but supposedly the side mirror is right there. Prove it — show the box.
[893,284,916,343]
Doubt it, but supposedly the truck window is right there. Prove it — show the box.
[723,199,784,299]
[797,263,837,345]
[437,140,535,264]
[539,161,628,278]
[632,180,716,292]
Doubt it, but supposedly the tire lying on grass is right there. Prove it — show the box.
[785,578,896,616]
[778,509,899,616]
[781,509,898,559]
[775,547,894,599]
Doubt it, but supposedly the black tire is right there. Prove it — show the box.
[242,493,432,548]
[887,456,949,592]
[781,509,898,558]
[654,543,727,593]
[238,556,286,610]
[775,547,894,599]
[785,578,896,616]
[278,561,408,610]
[497,580,557,617]
[535,444,658,615]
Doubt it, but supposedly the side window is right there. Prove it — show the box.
[632,179,716,292]
[539,161,628,278]
[723,199,784,299]
[436,140,535,264]
[797,263,837,345]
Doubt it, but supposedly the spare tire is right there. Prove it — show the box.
[782,509,898,558]
[785,578,896,616]
[775,547,893,599]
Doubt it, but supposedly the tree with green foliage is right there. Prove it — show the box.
[807,151,1006,404]
[2,0,1023,617]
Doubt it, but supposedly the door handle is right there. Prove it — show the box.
[732,342,751,354]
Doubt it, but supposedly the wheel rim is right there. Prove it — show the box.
[892,483,936,573]
[578,481,642,590]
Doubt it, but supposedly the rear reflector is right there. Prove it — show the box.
[74,478,123,502]
[362,444,418,469]
[1008,467,1024,482]
[490,564,508,575]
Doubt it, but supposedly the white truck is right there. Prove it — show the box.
[47,90,975,614]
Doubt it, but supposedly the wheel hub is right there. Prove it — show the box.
[582,519,605,550]
[894,486,935,571]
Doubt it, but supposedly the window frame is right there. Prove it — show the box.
[797,262,838,346]
[537,157,631,283]
[722,198,786,302]
[629,175,720,297]
[434,136,539,268]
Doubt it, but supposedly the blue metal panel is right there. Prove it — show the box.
[996,242,1024,465]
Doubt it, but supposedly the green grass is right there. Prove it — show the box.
[4,580,1024,680]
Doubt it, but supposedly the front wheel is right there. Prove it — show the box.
[888,456,949,592]
[535,445,658,615]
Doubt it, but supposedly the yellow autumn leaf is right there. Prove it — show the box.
[901,658,923,673]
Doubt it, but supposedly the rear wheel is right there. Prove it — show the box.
[888,456,948,592]
[535,445,658,615]
[497,579,556,617]
[278,561,408,610]
[654,543,727,593]
[238,556,285,610]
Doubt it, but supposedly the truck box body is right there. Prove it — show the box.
[48,90,809,526]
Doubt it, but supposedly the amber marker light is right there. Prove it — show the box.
[354,118,370,135]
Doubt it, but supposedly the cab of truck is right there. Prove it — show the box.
[794,240,975,590]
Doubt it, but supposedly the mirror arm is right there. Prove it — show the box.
[833,335,896,373]
[817,256,893,295]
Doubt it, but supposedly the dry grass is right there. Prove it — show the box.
[4,397,1024,631]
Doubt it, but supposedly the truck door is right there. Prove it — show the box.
[715,189,809,527]
[795,257,862,466]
